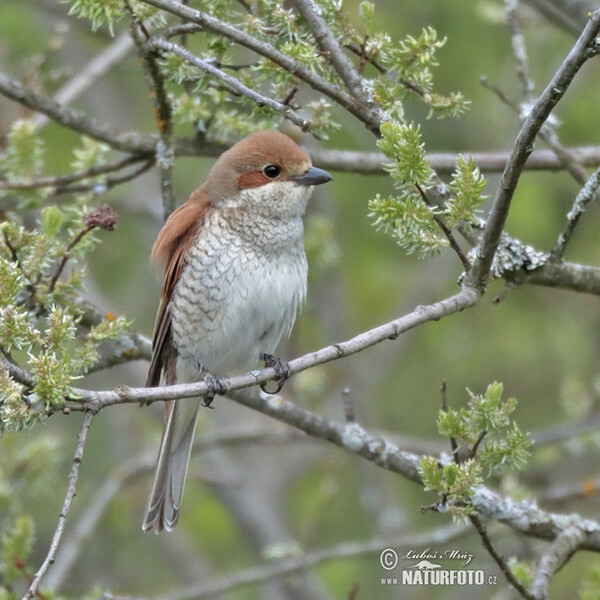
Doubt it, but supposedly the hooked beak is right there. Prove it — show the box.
[290,166,333,186]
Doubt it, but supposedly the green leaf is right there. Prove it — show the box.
[40,207,63,238]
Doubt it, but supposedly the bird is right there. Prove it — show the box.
[142,130,333,533]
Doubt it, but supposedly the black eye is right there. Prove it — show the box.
[263,165,281,179]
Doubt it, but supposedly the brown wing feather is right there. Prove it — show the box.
[146,185,211,388]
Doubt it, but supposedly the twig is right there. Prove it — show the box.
[505,0,536,102]
[521,0,584,37]
[0,71,157,154]
[24,412,94,600]
[469,513,536,600]
[126,1,176,218]
[552,167,600,258]
[47,206,119,295]
[291,0,369,105]
[32,32,135,131]
[467,10,600,292]
[105,523,468,600]
[147,38,311,131]
[441,381,460,464]
[52,157,154,196]
[529,526,587,599]
[0,155,148,191]
[415,182,471,269]
[480,76,589,186]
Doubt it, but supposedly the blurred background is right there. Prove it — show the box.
[2,1,600,598]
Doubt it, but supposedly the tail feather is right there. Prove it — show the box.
[142,398,202,533]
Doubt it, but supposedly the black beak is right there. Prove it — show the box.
[290,166,333,186]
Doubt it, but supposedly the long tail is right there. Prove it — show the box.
[142,397,202,533]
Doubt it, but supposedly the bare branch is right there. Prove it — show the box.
[0,155,148,191]
[480,76,589,186]
[105,523,468,600]
[32,32,135,131]
[126,2,176,218]
[469,513,536,600]
[73,288,479,409]
[529,526,587,599]
[24,412,94,600]
[0,71,156,154]
[467,10,600,291]
[552,167,600,258]
[147,38,311,131]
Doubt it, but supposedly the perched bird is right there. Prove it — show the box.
[143,130,333,533]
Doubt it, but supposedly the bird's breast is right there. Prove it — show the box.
[170,210,307,377]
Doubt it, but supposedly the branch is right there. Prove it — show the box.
[469,513,536,600]
[0,71,156,154]
[529,526,587,599]
[551,167,600,258]
[467,10,600,291]
[147,38,311,131]
[105,523,468,600]
[480,76,589,186]
[0,155,148,191]
[292,0,368,102]
[126,2,176,219]
[32,31,135,131]
[72,288,479,409]
[24,412,94,600]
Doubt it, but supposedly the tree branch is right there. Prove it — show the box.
[551,166,600,258]
[104,523,467,600]
[0,71,156,155]
[529,526,587,599]
[291,0,368,103]
[24,412,94,600]
[147,38,311,131]
[72,288,478,409]
[467,10,600,291]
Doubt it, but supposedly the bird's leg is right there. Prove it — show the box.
[259,353,291,394]
[202,372,227,408]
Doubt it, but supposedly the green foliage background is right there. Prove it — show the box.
[2,1,600,599]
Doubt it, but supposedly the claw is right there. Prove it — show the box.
[203,372,227,408]
[260,353,291,394]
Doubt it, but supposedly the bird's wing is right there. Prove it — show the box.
[146,186,211,388]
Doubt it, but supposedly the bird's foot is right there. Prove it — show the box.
[260,353,291,394]
[203,373,227,408]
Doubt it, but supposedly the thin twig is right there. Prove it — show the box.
[105,523,468,600]
[469,513,536,600]
[468,10,600,291]
[480,76,589,186]
[552,167,600,258]
[24,412,94,600]
[147,38,311,131]
[0,155,148,191]
[125,0,176,219]
[505,0,536,102]
[415,182,471,269]
[52,157,154,196]
[32,32,135,131]
[441,381,460,464]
